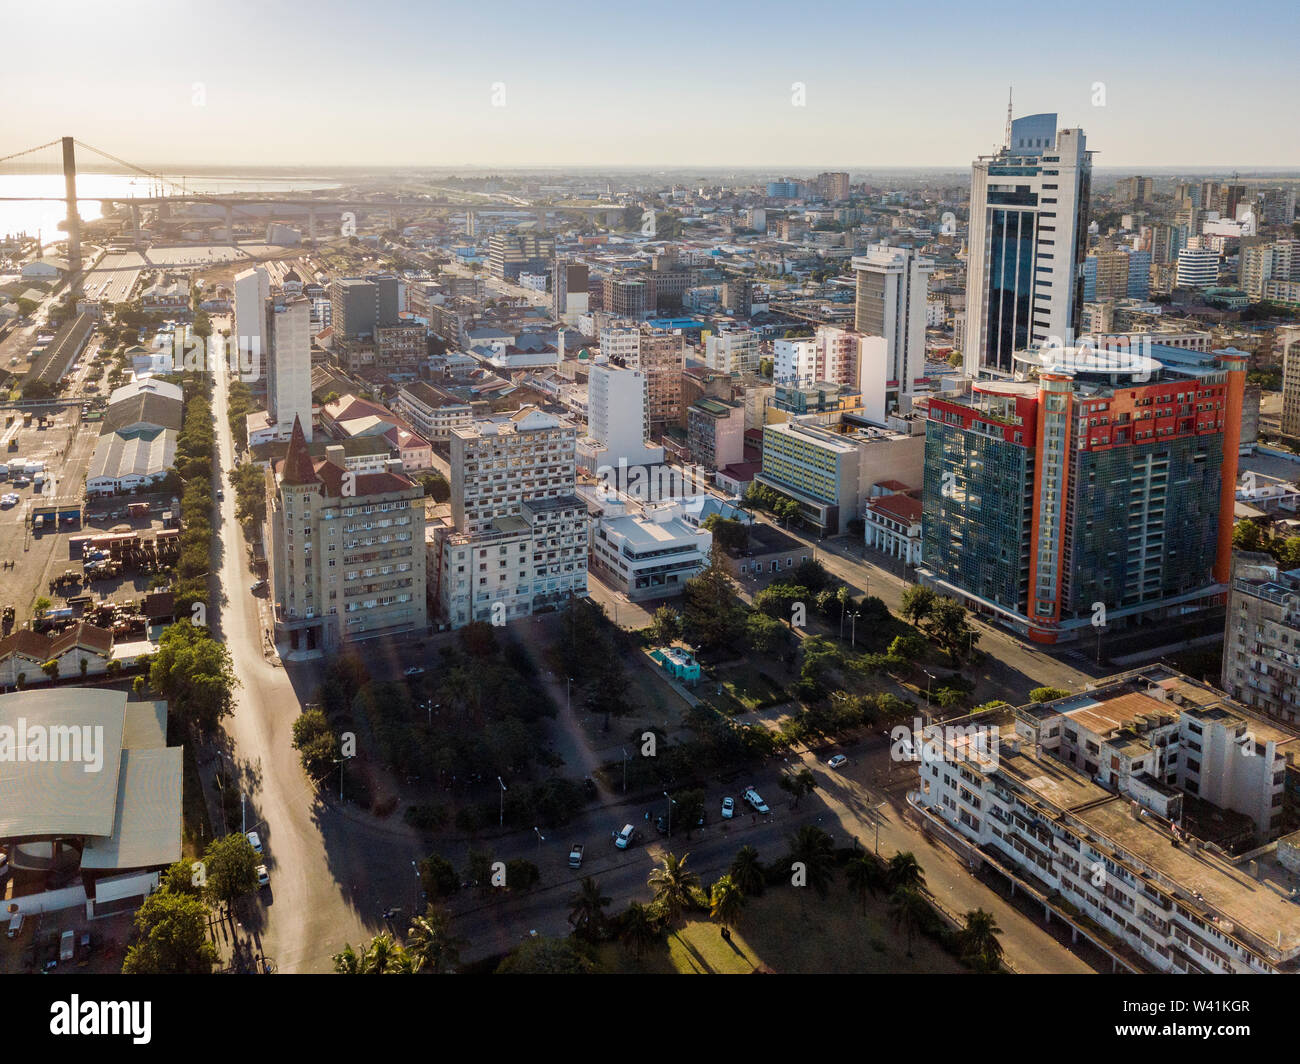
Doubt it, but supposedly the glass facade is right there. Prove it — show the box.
[984,204,1036,375]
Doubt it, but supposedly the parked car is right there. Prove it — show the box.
[256,864,270,888]
[613,824,639,850]
[743,787,769,814]
[568,843,584,869]
[721,796,735,819]
[246,831,263,855]
[827,754,848,769]
[403,665,425,677]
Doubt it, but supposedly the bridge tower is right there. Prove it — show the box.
[61,136,81,281]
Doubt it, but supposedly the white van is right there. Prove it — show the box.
[6,912,24,939]
[614,824,637,850]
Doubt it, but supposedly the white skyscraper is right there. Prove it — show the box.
[581,357,664,471]
[267,296,313,442]
[234,265,270,371]
[852,245,932,405]
[964,111,1092,377]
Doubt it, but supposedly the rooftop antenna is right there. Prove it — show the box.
[1004,86,1013,151]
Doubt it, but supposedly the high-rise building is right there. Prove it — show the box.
[702,326,759,376]
[553,257,588,319]
[1116,175,1153,204]
[488,231,555,280]
[269,418,427,651]
[1242,240,1300,302]
[234,266,270,368]
[853,244,933,403]
[687,397,745,472]
[1176,246,1220,288]
[920,344,1247,643]
[580,357,664,471]
[266,296,313,442]
[773,337,817,384]
[1223,552,1300,725]
[434,407,588,627]
[1279,326,1300,438]
[630,327,686,429]
[1127,249,1152,299]
[815,171,850,201]
[965,112,1093,377]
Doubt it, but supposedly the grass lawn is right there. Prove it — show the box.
[699,661,792,716]
[181,742,213,859]
[597,873,966,974]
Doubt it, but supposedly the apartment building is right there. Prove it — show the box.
[687,397,745,472]
[773,337,817,384]
[266,295,313,442]
[814,171,850,201]
[1176,247,1220,288]
[1223,552,1300,725]
[487,231,555,280]
[920,344,1247,643]
[432,407,588,627]
[579,357,663,472]
[268,419,427,652]
[853,245,932,402]
[702,326,759,375]
[234,265,270,366]
[1280,326,1300,437]
[631,326,686,430]
[393,380,473,442]
[916,680,1300,973]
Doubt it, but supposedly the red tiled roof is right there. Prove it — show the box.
[50,621,113,657]
[867,493,922,523]
[873,479,914,493]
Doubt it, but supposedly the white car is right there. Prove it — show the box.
[721,796,735,819]
[256,864,270,888]
[246,831,263,855]
[743,788,769,815]
[827,754,848,769]
[404,665,425,677]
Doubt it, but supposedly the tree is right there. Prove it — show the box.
[496,936,597,974]
[1029,686,1070,704]
[709,874,746,932]
[150,620,239,734]
[40,659,58,681]
[925,597,979,661]
[567,876,611,943]
[618,901,660,958]
[681,547,744,653]
[33,596,51,618]
[745,611,788,656]
[778,767,817,808]
[844,851,888,913]
[331,932,413,974]
[647,605,681,647]
[406,904,463,973]
[121,890,217,974]
[647,852,700,924]
[890,886,931,957]
[291,708,337,779]
[754,584,809,627]
[887,851,926,893]
[202,832,260,911]
[702,514,749,552]
[958,908,1004,972]
[787,825,836,898]
[729,845,764,897]
[900,585,936,626]
[419,853,460,900]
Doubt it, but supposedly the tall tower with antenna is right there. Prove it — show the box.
[1004,87,1013,151]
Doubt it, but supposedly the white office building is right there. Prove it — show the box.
[234,266,270,371]
[852,245,933,402]
[579,357,664,472]
[773,337,817,385]
[267,295,314,442]
[1177,246,1220,288]
[965,112,1092,377]
[702,327,760,375]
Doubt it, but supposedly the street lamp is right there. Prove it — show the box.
[334,754,353,802]
[533,826,545,854]
[922,668,935,724]
[497,775,507,828]
[663,791,675,837]
[849,610,860,648]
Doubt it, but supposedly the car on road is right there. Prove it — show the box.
[613,823,639,850]
[568,843,584,869]
[256,864,270,888]
[249,579,266,595]
[246,831,263,855]
[721,796,735,819]
[403,665,425,677]
[827,754,848,769]
[743,787,769,814]
[216,488,224,501]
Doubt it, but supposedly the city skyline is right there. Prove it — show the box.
[5,0,1299,169]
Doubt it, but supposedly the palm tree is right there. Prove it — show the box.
[406,904,463,973]
[709,875,745,933]
[332,942,364,974]
[567,877,611,943]
[890,887,931,958]
[887,851,926,893]
[777,767,817,808]
[844,851,888,914]
[730,845,765,897]
[647,852,699,924]
[363,932,409,974]
[958,909,1004,972]
[787,825,836,898]
[619,902,660,958]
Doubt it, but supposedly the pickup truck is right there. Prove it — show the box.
[568,843,584,869]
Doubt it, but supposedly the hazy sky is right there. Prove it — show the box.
[5,0,1298,170]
